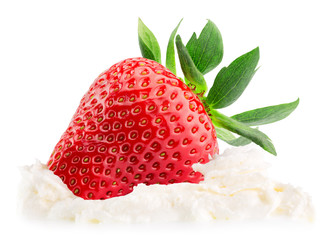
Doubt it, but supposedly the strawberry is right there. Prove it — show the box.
[47,57,218,200]
[48,18,299,200]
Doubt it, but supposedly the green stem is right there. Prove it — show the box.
[210,109,277,155]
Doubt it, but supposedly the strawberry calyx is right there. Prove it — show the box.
[138,18,299,155]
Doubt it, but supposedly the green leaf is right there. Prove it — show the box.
[186,32,197,54]
[185,20,223,74]
[176,35,207,95]
[138,18,161,63]
[166,19,183,75]
[215,127,236,142]
[227,136,252,147]
[231,98,299,126]
[215,127,252,146]
[210,109,276,155]
[206,47,260,109]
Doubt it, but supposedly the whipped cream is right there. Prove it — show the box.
[17,145,314,223]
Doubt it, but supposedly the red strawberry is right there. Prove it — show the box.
[47,57,218,200]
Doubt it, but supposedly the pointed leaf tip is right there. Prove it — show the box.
[210,109,277,156]
[207,47,260,109]
[231,98,300,126]
[138,18,161,63]
[185,19,223,75]
[166,19,183,75]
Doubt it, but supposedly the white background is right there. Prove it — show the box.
[1,0,324,239]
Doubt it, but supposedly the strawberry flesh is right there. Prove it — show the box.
[47,58,218,200]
